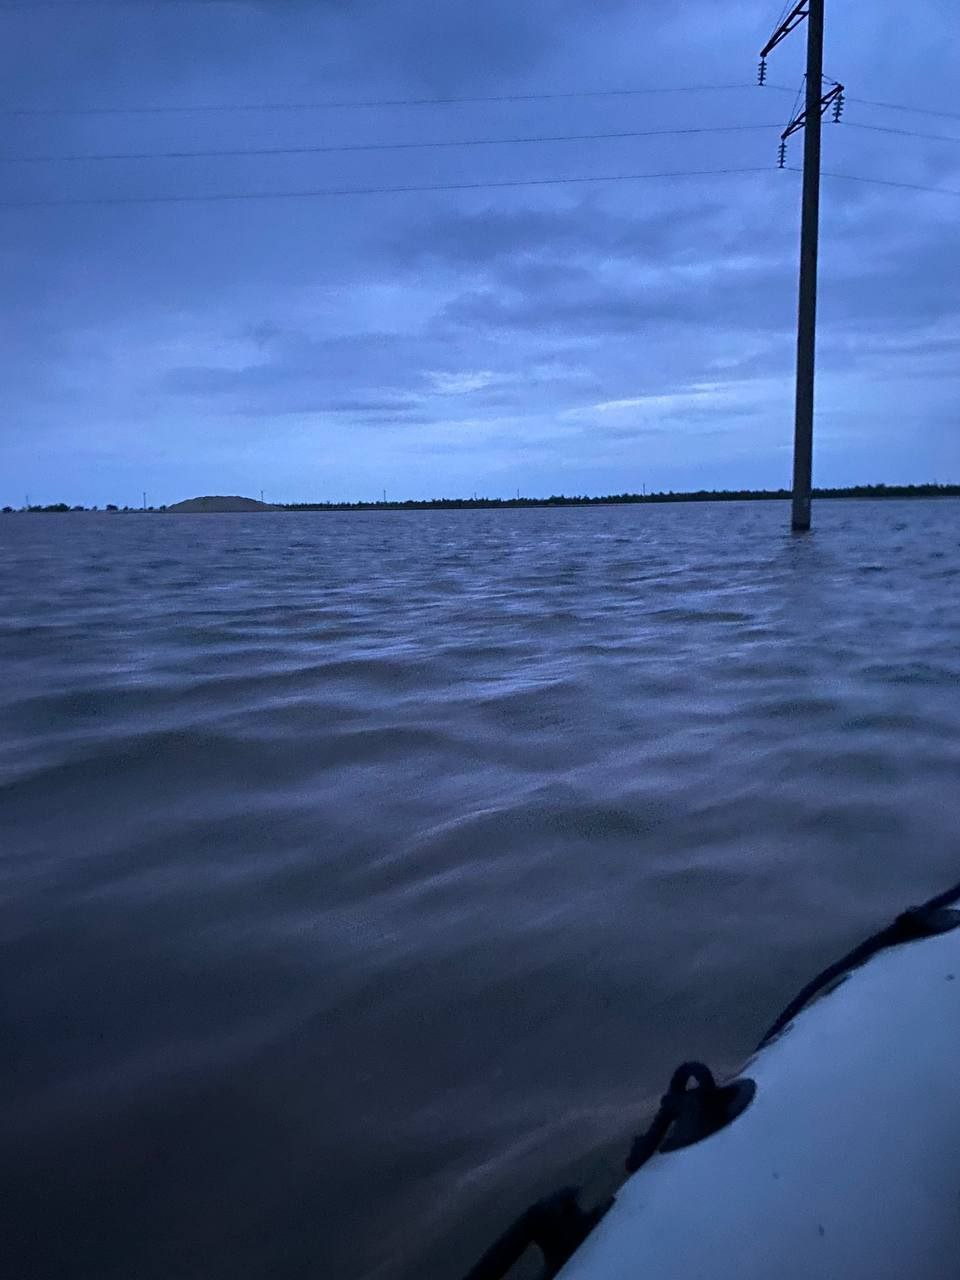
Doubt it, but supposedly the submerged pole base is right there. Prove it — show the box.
[791,492,811,531]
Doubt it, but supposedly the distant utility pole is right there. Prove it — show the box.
[260,489,264,504]
[142,491,147,511]
[760,0,843,532]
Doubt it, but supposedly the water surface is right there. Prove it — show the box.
[2,500,959,1279]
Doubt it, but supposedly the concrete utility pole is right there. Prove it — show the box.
[760,0,843,532]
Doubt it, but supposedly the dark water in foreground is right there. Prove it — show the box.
[2,500,959,1279]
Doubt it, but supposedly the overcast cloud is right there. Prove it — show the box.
[1,0,958,506]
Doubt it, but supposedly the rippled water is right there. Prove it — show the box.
[2,501,959,1280]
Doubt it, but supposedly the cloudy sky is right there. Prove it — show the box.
[1,0,957,507]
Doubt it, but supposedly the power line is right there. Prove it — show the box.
[772,0,794,32]
[10,159,957,209]
[844,120,960,146]
[787,77,805,127]
[0,121,783,164]
[845,95,960,124]
[786,165,960,198]
[0,164,773,209]
[0,76,952,131]
[3,0,277,7]
[0,83,794,118]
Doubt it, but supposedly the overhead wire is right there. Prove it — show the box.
[0,122,785,164]
[771,0,794,30]
[786,77,805,128]
[0,165,775,209]
[0,84,795,118]
[845,96,960,124]
[2,161,956,211]
[0,63,953,210]
[787,166,960,199]
[4,0,302,8]
[2,85,953,127]
[843,120,960,146]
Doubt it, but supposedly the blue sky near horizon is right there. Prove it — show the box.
[0,0,958,508]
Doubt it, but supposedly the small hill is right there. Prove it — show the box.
[166,495,274,513]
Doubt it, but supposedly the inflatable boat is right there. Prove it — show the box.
[462,879,960,1280]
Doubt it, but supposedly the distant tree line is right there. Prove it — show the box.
[2,503,167,513]
[3,484,958,514]
[279,483,960,511]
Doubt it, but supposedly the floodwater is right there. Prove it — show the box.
[1,500,958,1279]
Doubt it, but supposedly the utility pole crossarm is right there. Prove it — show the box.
[782,83,844,140]
[760,2,809,59]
